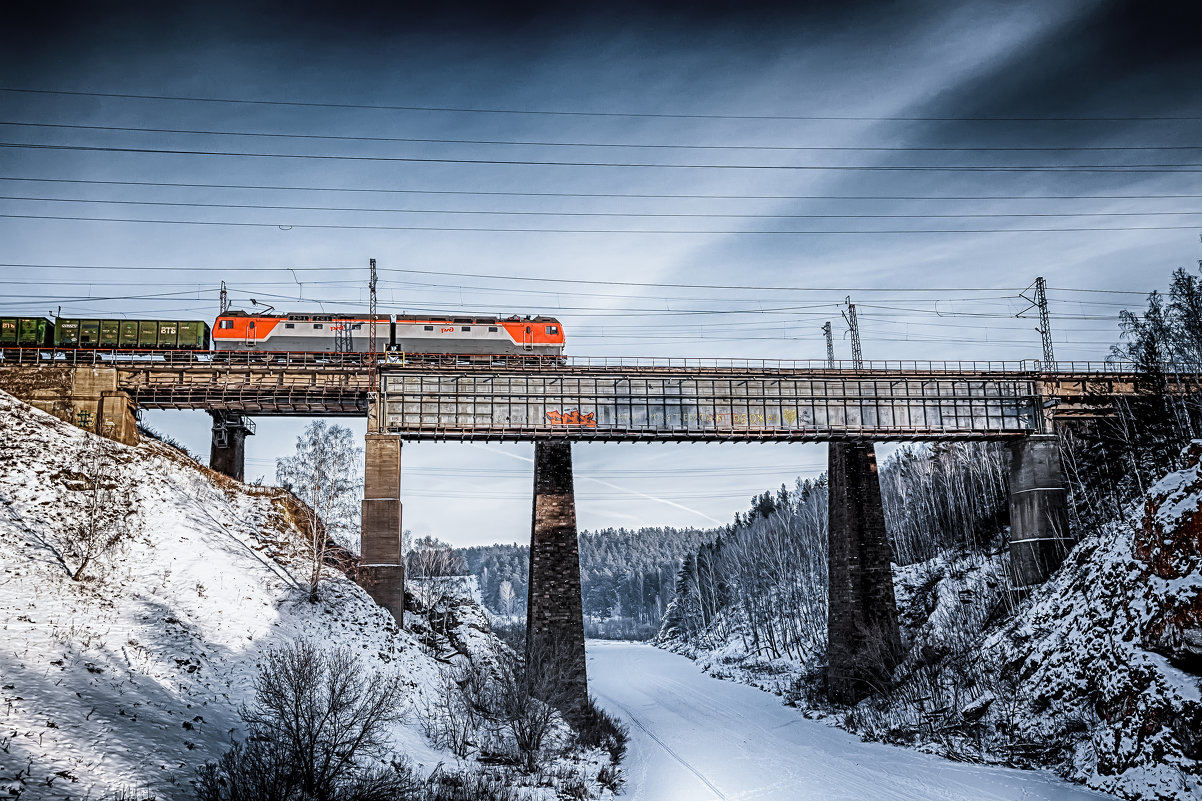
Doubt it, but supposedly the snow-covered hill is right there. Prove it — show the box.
[658,448,1202,800]
[978,446,1202,799]
[0,392,614,800]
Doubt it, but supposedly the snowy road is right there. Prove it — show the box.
[588,641,1113,801]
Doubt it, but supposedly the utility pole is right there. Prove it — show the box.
[841,297,863,369]
[822,321,835,368]
[219,281,229,315]
[368,258,379,433]
[1018,277,1055,369]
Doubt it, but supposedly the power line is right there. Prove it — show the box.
[6,176,1202,202]
[4,142,1202,172]
[5,212,1201,234]
[0,261,1154,295]
[5,86,1202,122]
[5,119,1202,153]
[5,194,1201,220]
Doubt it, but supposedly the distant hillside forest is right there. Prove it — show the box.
[457,526,711,639]
[452,438,1011,641]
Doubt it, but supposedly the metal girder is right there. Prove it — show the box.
[5,349,1194,441]
[378,369,1042,442]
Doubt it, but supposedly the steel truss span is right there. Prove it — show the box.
[1,348,1163,439]
[380,369,1041,442]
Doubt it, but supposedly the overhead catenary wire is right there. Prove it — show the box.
[5,86,1202,122]
[5,119,1202,153]
[4,212,1200,234]
[0,261,1156,295]
[7,176,1202,202]
[4,194,1200,220]
[4,141,1202,172]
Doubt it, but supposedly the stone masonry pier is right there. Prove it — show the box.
[527,441,588,719]
[359,433,405,622]
[826,442,903,703]
[208,411,254,481]
[1009,435,1073,587]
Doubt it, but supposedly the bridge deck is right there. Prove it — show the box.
[0,348,1155,441]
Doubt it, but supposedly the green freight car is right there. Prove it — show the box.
[0,317,54,347]
[54,319,210,349]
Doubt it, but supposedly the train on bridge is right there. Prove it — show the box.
[0,311,566,358]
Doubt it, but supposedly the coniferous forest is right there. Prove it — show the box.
[459,526,711,639]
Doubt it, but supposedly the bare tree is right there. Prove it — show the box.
[275,421,362,602]
[62,440,137,581]
[406,535,467,611]
[215,639,408,800]
[481,636,579,773]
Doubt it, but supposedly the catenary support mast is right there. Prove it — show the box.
[842,298,863,369]
[368,258,378,432]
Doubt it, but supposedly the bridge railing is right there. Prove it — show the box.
[0,348,374,367]
[2,347,1198,376]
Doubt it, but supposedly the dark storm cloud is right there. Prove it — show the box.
[3,0,802,41]
[2,0,898,64]
[921,1,1202,121]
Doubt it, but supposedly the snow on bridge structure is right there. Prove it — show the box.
[0,350,1154,705]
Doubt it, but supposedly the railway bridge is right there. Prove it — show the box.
[0,350,1147,704]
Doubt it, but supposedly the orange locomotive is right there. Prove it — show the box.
[212,311,565,357]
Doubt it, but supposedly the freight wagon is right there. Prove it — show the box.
[0,317,54,348]
[54,319,210,349]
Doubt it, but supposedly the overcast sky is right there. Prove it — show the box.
[2,1,1201,547]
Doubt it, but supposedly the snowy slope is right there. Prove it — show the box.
[977,449,1202,799]
[0,391,455,798]
[590,641,1114,801]
[0,392,613,800]
[657,451,1202,800]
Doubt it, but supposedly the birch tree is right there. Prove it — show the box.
[275,421,362,602]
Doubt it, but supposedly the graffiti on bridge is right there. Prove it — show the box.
[546,409,597,428]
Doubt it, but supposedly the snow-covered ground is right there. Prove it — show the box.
[589,640,1115,801]
[0,392,614,800]
[656,451,1202,799]
[0,392,451,798]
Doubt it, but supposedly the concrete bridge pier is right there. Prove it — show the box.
[358,434,405,623]
[10,365,141,446]
[826,441,902,704]
[527,440,588,719]
[1009,434,1072,587]
[208,412,254,481]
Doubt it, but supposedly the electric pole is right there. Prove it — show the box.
[822,321,835,368]
[219,281,229,315]
[841,297,863,369]
[368,258,379,432]
[1018,277,1055,369]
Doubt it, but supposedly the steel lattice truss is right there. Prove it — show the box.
[380,368,1041,441]
[2,349,1177,440]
